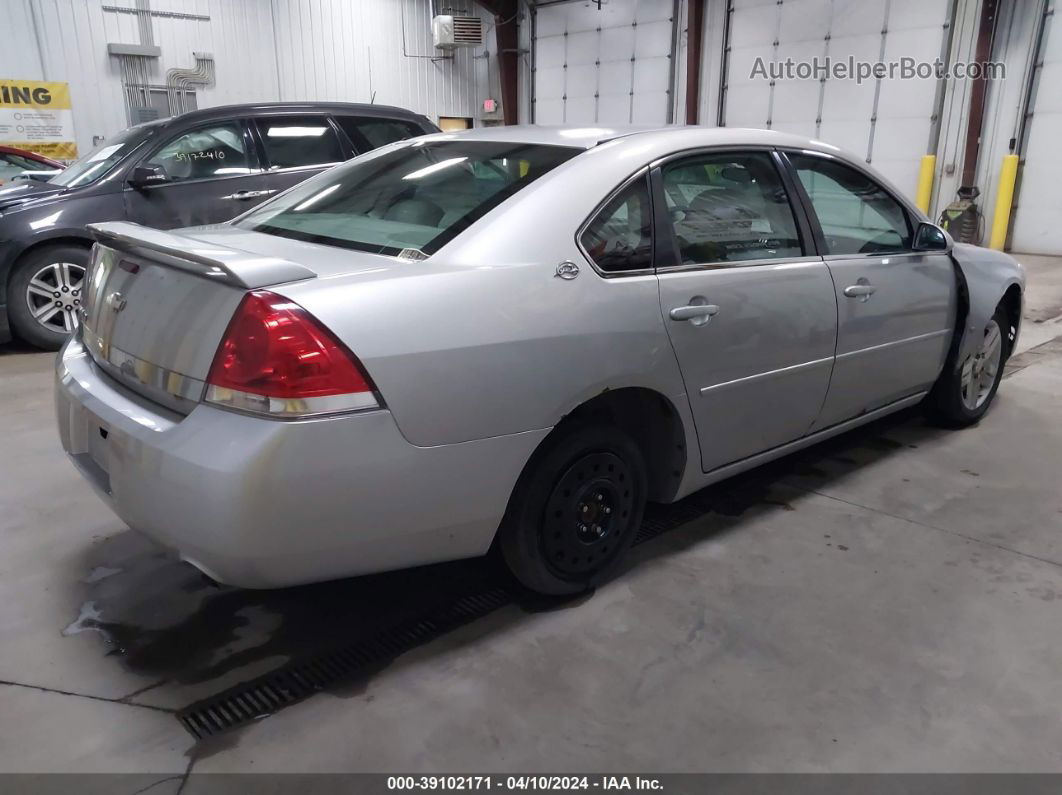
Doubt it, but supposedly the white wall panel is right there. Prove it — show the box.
[1,0,491,157]
[532,0,679,126]
[721,0,950,195]
[1011,1,1061,254]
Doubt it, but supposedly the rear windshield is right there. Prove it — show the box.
[237,140,581,257]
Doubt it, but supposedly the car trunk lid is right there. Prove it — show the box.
[81,221,323,414]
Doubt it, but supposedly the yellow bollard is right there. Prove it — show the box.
[915,154,936,214]
[989,154,1020,250]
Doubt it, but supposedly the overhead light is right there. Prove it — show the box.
[402,157,467,180]
[293,183,340,211]
[268,126,328,137]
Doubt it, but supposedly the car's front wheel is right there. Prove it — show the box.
[9,244,89,350]
[498,423,647,595]
[926,306,1010,427]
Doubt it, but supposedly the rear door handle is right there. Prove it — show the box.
[843,283,877,300]
[222,189,277,201]
[669,304,720,322]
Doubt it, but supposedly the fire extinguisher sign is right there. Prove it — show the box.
[0,79,78,161]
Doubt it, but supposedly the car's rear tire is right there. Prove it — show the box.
[497,423,647,596]
[8,244,89,351]
[925,306,1010,428]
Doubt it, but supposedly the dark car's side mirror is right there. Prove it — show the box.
[913,222,950,252]
[128,163,168,188]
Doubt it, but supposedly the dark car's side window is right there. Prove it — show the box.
[145,123,252,182]
[789,153,912,255]
[335,116,425,151]
[255,115,344,169]
[580,177,653,274]
[660,152,803,265]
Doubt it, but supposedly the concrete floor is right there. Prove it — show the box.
[1,254,1061,784]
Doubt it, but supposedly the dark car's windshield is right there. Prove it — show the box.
[237,140,581,257]
[48,126,152,188]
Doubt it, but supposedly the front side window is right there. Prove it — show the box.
[238,140,580,257]
[661,152,803,265]
[790,153,912,255]
[256,115,344,169]
[579,178,653,273]
[145,123,252,182]
[335,116,425,152]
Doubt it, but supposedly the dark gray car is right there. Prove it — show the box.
[0,101,437,349]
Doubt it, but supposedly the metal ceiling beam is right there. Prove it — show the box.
[475,0,520,124]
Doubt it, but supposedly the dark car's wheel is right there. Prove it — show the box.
[498,423,647,595]
[8,244,89,350]
[925,306,1011,427]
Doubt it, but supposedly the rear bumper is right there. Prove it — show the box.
[55,338,546,588]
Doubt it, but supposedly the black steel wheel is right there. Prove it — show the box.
[497,423,646,595]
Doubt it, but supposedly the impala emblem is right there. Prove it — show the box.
[106,291,127,313]
[555,261,580,280]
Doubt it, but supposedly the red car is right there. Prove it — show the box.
[0,145,64,185]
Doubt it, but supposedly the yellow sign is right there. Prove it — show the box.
[0,80,78,160]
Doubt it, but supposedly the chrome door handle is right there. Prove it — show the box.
[843,283,877,299]
[669,304,720,322]
[222,189,277,201]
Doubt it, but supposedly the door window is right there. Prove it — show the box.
[660,152,803,265]
[144,123,251,182]
[579,177,653,273]
[335,116,425,152]
[256,115,344,169]
[790,153,912,255]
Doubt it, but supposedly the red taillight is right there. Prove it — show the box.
[205,290,379,417]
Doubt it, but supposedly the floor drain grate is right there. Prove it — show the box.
[177,491,733,740]
[177,586,511,739]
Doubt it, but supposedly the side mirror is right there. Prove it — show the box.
[128,163,168,188]
[913,222,950,252]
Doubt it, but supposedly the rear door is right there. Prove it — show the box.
[650,150,838,472]
[253,114,348,196]
[784,152,957,430]
[124,119,270,228]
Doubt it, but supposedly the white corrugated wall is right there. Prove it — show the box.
[0,0,492,157]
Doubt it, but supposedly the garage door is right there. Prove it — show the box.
[533,0,679,126]
[720,0,950,194]
[1010,4,1060,254]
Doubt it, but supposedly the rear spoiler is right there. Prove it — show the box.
[87,221,315,289]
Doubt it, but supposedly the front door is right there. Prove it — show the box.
[785,152,958,430]
[653,151,838,472]
[125,120,271,229]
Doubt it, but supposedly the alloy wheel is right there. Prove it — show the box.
[960,319,1002,410]
[24,261,85,334]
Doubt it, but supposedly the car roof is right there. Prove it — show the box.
[416,124,844,155]
[164,101,431,127]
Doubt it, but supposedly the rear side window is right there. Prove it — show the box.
[238,141,580,257]
[255,115,344,169]
[660,152,803,265]
[335,116,426,151]
[579,178,653,273]
[789,153,912,255]
[145,123,252,182]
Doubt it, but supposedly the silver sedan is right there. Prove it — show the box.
[55,126,1024,595]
